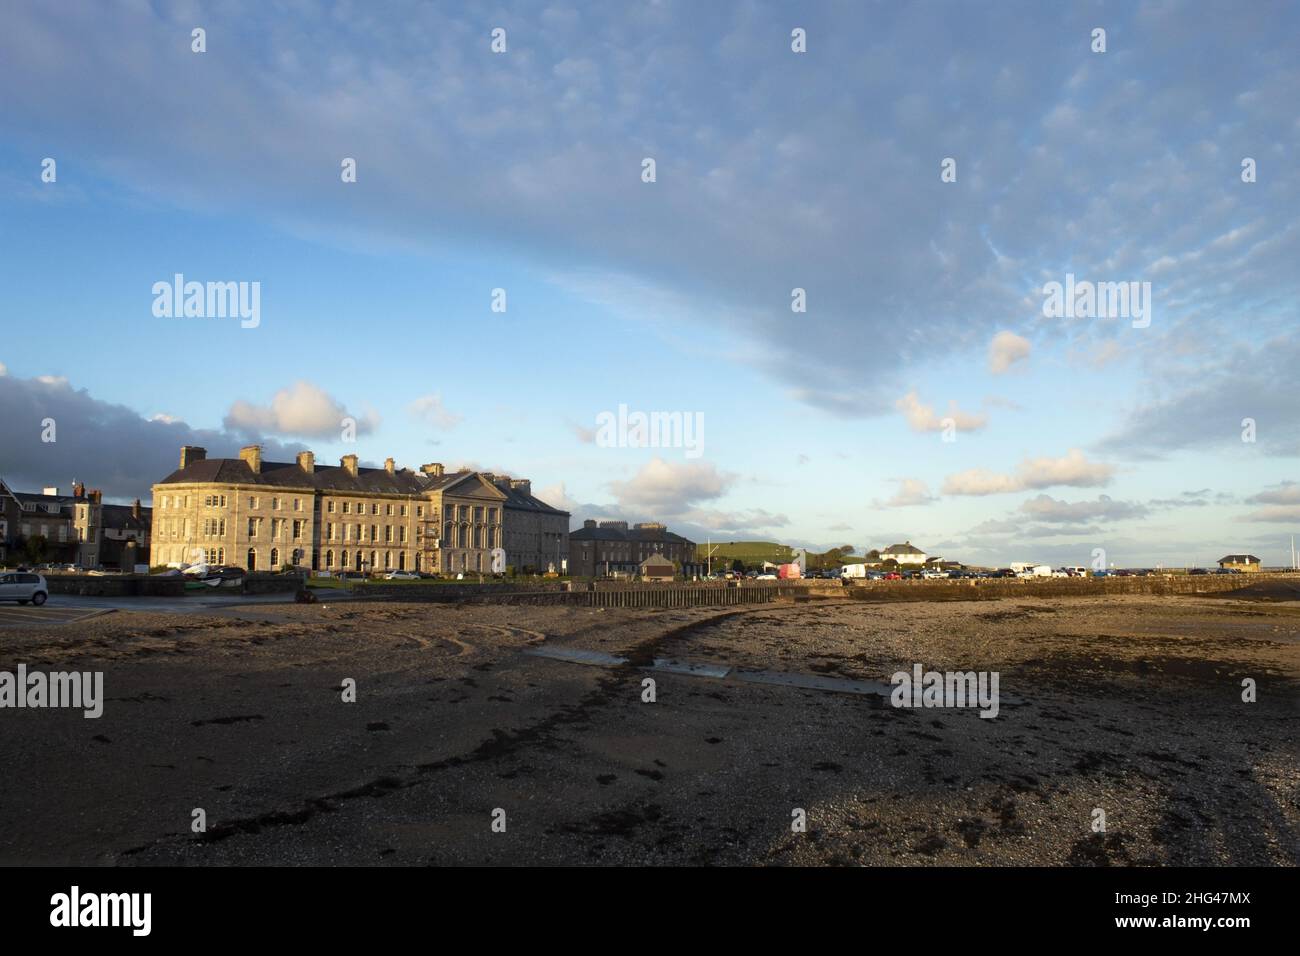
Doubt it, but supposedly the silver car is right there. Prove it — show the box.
[0,572,49,605]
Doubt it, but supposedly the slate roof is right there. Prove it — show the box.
[881,542,926,554]
[1217,554,1260,564]
[498,483,569,516]
[570,524,695,547]
[102,504,152,534]
[156,458,498,498]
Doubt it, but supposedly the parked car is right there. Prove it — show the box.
[756,573,777,581]
[383,571,420,580]
[883,571,902,580]
[0,572,48,605]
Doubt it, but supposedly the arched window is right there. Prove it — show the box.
[270,547,279,568]
[398,552,406,571]
[326,550,334,568]
[341,550,349,570]
[384,551,392,570]
[246,548,256,571]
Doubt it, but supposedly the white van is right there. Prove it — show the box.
[0,572,49,605]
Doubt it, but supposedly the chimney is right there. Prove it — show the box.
[510,478,531,496]
[239,444,262,474]
[180,445,206,469]
[420,462,445,478]
[73,482,85,499]
[341,454,359,477]
[493,475,512,490]
[297,450,315,474]
[384,457,395,474]
[89,489,102,504]
[132,499,141,520]
[584,519,597,529]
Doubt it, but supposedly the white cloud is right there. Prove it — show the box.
[943,448,1114,496]
[988,331,1031,375]
[224,381,377,439]
[607,457,733,511]
[895,391,988,433]
[1020,494,1148,523]
[408,393,462,430]
[883,477,937,507]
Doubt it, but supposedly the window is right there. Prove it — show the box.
[294,498,302,512]
[444,505,453,522]
[458,505,468,521]
[371,503,379,516]
[327,501,335,514]
[399,526,407,544]
[370,524,378,543]
[247,517,258,537]
[326,550,334,568]
[400,504,407,517]
[385,525,393,543]
[416,506,423,517]
[342,501,350,514]
[355,523,363,542]
[292,520,303,540]
[385,504,393,516]
[384,552,392,570]
[341,550,349,569]
[474,506,483,523]
[272,497,280,510]
[249,496,258,509]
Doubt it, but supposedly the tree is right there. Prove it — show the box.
[24,535,48,564]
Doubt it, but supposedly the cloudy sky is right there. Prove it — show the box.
[1,0,1298,567]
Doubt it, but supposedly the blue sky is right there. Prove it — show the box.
[1,0,1298,567]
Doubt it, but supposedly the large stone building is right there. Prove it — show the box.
[487,475,569,574]
[151,445,565,575]
[0,478,150,568]
[568,520,699,578]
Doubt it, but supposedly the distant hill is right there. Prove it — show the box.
[695,541,795,565]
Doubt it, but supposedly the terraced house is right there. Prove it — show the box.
[151,445,559,575]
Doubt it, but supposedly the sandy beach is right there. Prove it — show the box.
[1,591,1296,866]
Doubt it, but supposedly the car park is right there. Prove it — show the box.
[0,572,49,605]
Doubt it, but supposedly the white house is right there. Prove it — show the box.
[880,541,927,565]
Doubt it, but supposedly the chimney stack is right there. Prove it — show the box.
[420,462,445,478]
[584,519,597,529]
[239,444,262,474]
[384,457,395,474]
[180,445,206,469]
[341,454,359,477]
[73,482,86,499]
[510,478,531,496]
[132,499,141,520]
[297,450,315,474]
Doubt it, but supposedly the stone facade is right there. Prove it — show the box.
[0,479,145,568]
[488,475,570,573]
[151,445,547,575]
[568,520,700,578]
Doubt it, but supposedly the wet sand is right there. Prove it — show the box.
[1,593,1296,866]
